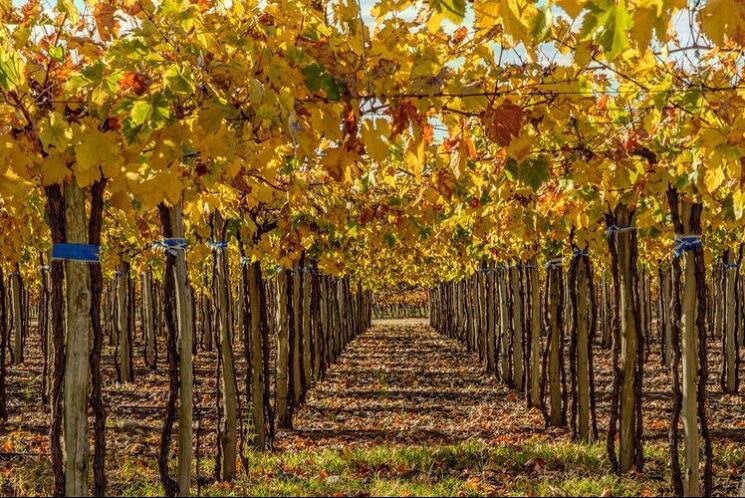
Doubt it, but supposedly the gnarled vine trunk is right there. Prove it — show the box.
[667,189,712,497]
[606,203,644,474]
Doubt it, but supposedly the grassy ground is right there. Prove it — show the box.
[6,438,744,496]
[2,319,745,496]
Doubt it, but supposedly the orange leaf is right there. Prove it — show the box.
[482,102,524,146]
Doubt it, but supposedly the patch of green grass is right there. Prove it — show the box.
[194,440,628,496]
[717,442,745,469]
[21,384,36,404]
[9,438,742,496]
[514,474,648,497]
[0,458,52,496]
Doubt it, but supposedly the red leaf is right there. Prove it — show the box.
[482,102,524,146]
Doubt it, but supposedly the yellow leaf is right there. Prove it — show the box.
[427,11,444,32]
[160,169,184,206]
[473,0,501,32]
[56,0,79,24]
[109,190,131,211]
[74,129,124,183]
[631,5,657,51]
[557,0,585,17]
[361,119,390,162]
[703,166,725,194]
[734,189,745,220]
[499,0,540,46]
[39,112,72,150]
[92,2,119,41]
[41,153,71,186]
[700,0,745,45]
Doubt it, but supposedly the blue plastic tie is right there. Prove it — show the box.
[673,235,703,258]
[207,241,228,252]
[607,225,636,237]
[515,264,537,269]
[545,257,563,268]
[51,243,101,264]
[153,238,188,256]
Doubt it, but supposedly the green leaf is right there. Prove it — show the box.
[580,0,632,60]
[384,232,397,249]
[56,0,79,24]
[0,48,24,91]
[530,7,552,41]
[48,45,65,63]
[301,63,344,101]
[130,100,152,126]
[164,65,193,95]
[504,156,550,189]
[523,156,550,189]
[428,0,466,23]
[149,93,171,129]
[302,63,326,91]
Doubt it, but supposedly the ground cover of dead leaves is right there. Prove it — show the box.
[1,317,744,496]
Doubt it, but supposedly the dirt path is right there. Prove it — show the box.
[277,319,548,451]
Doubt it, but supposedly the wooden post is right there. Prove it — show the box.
[486,264,497,372]
[723,255,738,393]
[573,253,592,440]
[660,264,673,367]
[10,271,23,365]
[511,265,524,391]
[608,204,643,473]
[143,270,157,370]
[528,258,542,408]
[601,274,612,348]
[63,181,92,497]
[117,261,132,383]
[497,267,511,384]
[302,264,313,389]
[291,264,303,405]
[0,268,7,421]
[678,201,701,497]
[545,262,564,427]
[276,268,290,429]
[170,204,193,496]
[246,261,267,449]
[212,213,237,481]
[312,266,324,382]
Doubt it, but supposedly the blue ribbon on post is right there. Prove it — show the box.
[515,264,537,269]
[572,247,589,259]
[545,257,563,268]
[207,241,228,252]
[673,235,703,258]
[153,238,188,256]
[607,225,636,237]
[51,243,101,263]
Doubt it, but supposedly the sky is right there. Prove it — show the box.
[12,0,701,67]
[356,0,702,68]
